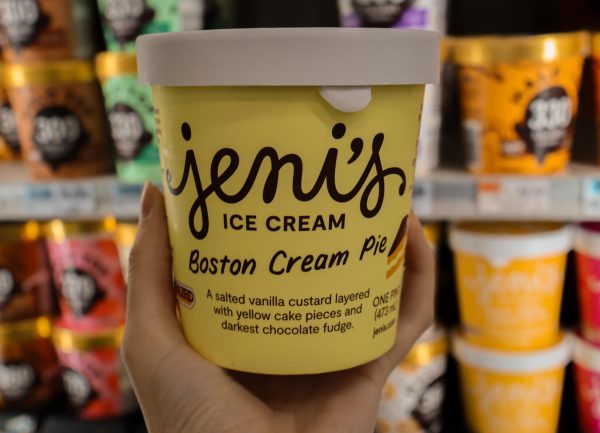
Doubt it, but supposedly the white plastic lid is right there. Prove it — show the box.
[449,222,573,267]
[575,225,600,257]
[452,332,572,374]
[136,28,440,86]
[574,334,600,372]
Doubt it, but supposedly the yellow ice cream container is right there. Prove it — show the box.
[137,28,440,374]
[452,332,572,433]
[449,222,573,351]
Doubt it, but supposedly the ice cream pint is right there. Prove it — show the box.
[574,334,600,433]
[0,317,60,410]
[0,222,54,322]
[0,62,20,161]
[378,326,447,433]
[575,223,600,344]
[449,222,572,351]
[453,332,571,433]
[45,219,127,330]
[338,0,447,177]
[97,0,209,52]
[0,0,96,62]
[592,34,600,168]
[137,28,440,374]
[449,32,588,174]
[5,60,111,179]
[52,323,136,419]
[96,52,160,184]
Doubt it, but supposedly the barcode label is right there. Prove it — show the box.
[477,179,550,214]
[412,181,433,217]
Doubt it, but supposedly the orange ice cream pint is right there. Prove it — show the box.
[449,32,589,174]
[449,222,573,351]
[452,332,572,433]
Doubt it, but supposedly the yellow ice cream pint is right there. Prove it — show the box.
[449,222,573,351]
[137,29,440,374]
[452,333,572,433]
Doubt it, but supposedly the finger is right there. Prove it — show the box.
[380,213,436,372]
[125,183,182,340]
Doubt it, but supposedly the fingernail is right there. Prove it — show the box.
[141,182,154,218]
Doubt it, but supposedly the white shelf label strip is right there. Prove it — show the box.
[477,178,551,215]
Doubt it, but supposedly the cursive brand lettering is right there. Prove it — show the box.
[167,123,406,240]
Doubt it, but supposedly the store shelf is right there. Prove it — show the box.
[0,163,143,221]
[3,163,600,221]
[413,164,600,221]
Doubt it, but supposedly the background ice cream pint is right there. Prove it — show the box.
[96,0,210,52]
[592,34,600,168]
[45,219,127,331]
[0,222,54,322]
[0,0,96,62]
[337,0,447,177]
[5,60,111,179]
[96,52,161,184]
[449,222,573,351]
[576,223,600,344]
[0,317,60,410]
[52,324,136,419]
[448,32,589,174]
[377,326,447,433]
[575,334,600,433]
[137,28,440,374]
[453,332,572,433]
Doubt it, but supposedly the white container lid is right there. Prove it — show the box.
[575,224,600,257]
[452,332,572,374]
[574,334,600,373]
[449,222,573,267]
[136,28,440,86]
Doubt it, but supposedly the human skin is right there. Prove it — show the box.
[122,183,436,433]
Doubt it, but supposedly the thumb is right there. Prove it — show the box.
[125,183,182,342]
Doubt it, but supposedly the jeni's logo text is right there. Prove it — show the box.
[166,122,407,240]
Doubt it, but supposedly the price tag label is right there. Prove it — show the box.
[25,183,97,216]
[111,183,143,216]
[412,181,433,217]
[0,184,23,217]
[582,178,600,216]
[55,182,97,214]
[477,178,551,214]
[25,184,57,216]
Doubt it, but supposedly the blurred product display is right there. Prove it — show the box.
[52,324,136,419]
[0,0,96,62]
[96,0,210,52]
[0,317,60,411]
[0,222,54,322]
[45,219,126,331]
[96,52,160,184]
[5,61,110,179]
[448,32,589,174]
[338,0,447,177]
[452,332,571,433]
[0,61,20,161]
[449,222,572,351]
[378,326,447,433]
